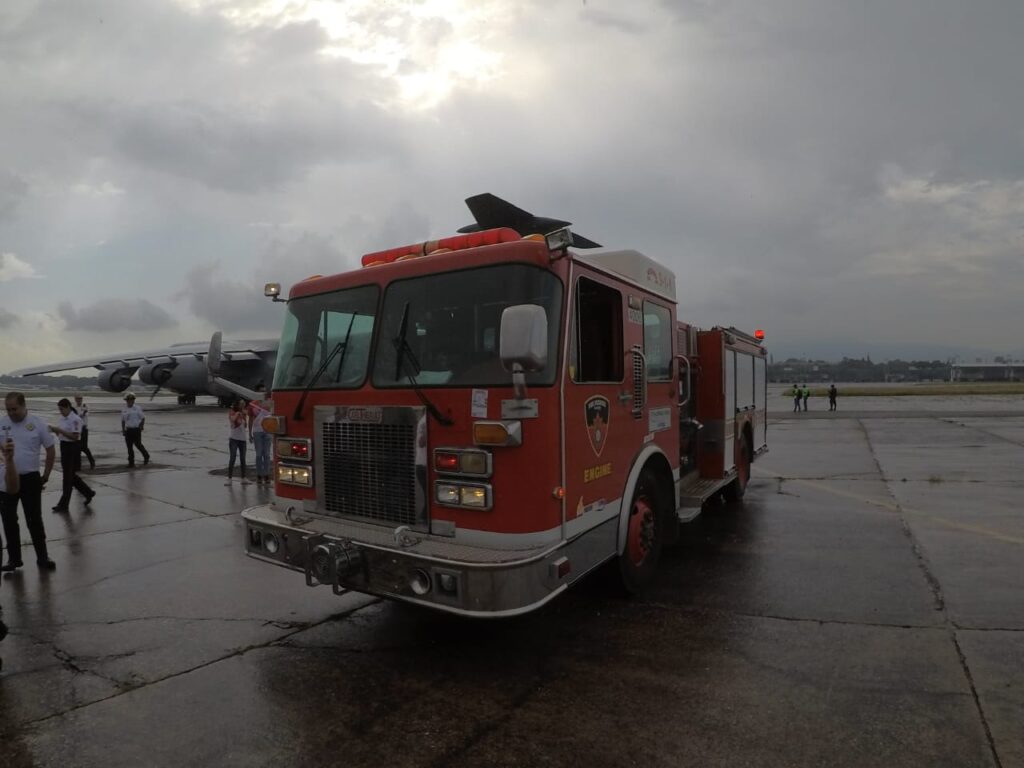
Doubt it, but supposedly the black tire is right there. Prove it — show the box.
[617,468,666,594]
[724,432,750,502]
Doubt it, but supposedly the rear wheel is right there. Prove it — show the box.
[724,433,750,502]
[618,468,666,593]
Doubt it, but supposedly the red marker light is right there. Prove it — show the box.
[754,329,765,341]
[435,452,459,472]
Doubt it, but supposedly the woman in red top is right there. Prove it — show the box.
[226,400,249,485]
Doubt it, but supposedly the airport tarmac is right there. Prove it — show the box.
[0,391,1021,767]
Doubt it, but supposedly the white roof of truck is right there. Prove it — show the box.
[575,249,676,302]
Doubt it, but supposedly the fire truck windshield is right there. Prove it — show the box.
[372,264,563,388]
[273,284,379,391]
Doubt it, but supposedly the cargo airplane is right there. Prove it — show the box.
[9,338,277,405]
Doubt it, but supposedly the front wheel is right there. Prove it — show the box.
[618,468,666,594]
[724,433,750,502]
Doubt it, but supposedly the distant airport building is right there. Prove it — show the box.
[950,362,1022,382]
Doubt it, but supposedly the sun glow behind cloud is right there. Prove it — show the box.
[178,0,509,108]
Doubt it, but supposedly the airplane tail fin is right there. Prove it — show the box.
[457,193,601,249]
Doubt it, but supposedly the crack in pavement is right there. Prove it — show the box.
[937,418,1024,450]
[5,615,307,632]
[857,418,1005,768]
[49,643,128,690]
[19,600,379,730]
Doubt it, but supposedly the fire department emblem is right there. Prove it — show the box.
[584,396,610,458]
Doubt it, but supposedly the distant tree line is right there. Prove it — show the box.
[0,374,98,391]
[769,357,951,383]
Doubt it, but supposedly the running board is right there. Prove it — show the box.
[676,472,736,521]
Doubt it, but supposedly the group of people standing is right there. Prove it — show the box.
[225,397,274,485]
[791,384,840,411]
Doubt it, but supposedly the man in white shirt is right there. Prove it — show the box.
[120,393,150,468]
[1,438,19,669]
[0,392,57,571]
[51,398,96,512]
[73,394,96,470]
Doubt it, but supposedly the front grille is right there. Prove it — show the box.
[318,406,423,527]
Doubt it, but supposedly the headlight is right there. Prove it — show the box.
[436,483,460,505]
[459,486,488,508]
[435,481,491,510]
[277,463,312,486]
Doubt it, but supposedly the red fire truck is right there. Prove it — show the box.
[237,196,768,617]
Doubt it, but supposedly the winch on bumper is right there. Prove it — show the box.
[241,504,576,618]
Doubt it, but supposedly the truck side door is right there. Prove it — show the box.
[563,273,646,537]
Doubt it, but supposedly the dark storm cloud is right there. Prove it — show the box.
[1,0,406,194]
[177,229,362,333]
[110,98,399,193]
[178,264,283,333]
[0,308,17,328]
[58,299,177,333]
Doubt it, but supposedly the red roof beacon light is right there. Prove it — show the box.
[754,329,765,342]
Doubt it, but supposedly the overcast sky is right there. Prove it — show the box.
[2,0,1023,370]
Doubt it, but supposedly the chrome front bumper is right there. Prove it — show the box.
[241,504,615,618]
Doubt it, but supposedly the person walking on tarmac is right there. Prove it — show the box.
[1,437,19,671]
[121,393,150,468]
[792,384,801,412]
[828,383,838,412]
[73,394,95,470]
[50,398,95,512]
[802,384,810,411]
[0,391,57,571]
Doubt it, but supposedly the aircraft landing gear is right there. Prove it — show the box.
[177,394,197,406]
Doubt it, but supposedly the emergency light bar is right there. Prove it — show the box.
[361,227,521,267]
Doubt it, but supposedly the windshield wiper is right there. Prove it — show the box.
[292,313,358,421]
[393,302,454,427]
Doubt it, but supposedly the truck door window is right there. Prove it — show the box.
[571,277,623,383]
[643,301,672,381]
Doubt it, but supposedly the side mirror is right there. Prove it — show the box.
[500,304,548,372]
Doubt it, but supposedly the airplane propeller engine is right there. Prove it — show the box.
[138,361,177,386]
[98,367,138,393]
[138,360,178,400]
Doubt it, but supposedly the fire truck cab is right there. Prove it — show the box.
[242,225,767,617]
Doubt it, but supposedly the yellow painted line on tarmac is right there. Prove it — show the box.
[752,465,1024,546]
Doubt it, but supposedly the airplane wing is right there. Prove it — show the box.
[9,338,279,404]
[8,340,278,376]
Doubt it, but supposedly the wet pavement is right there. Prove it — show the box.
[1,393,1022,767]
